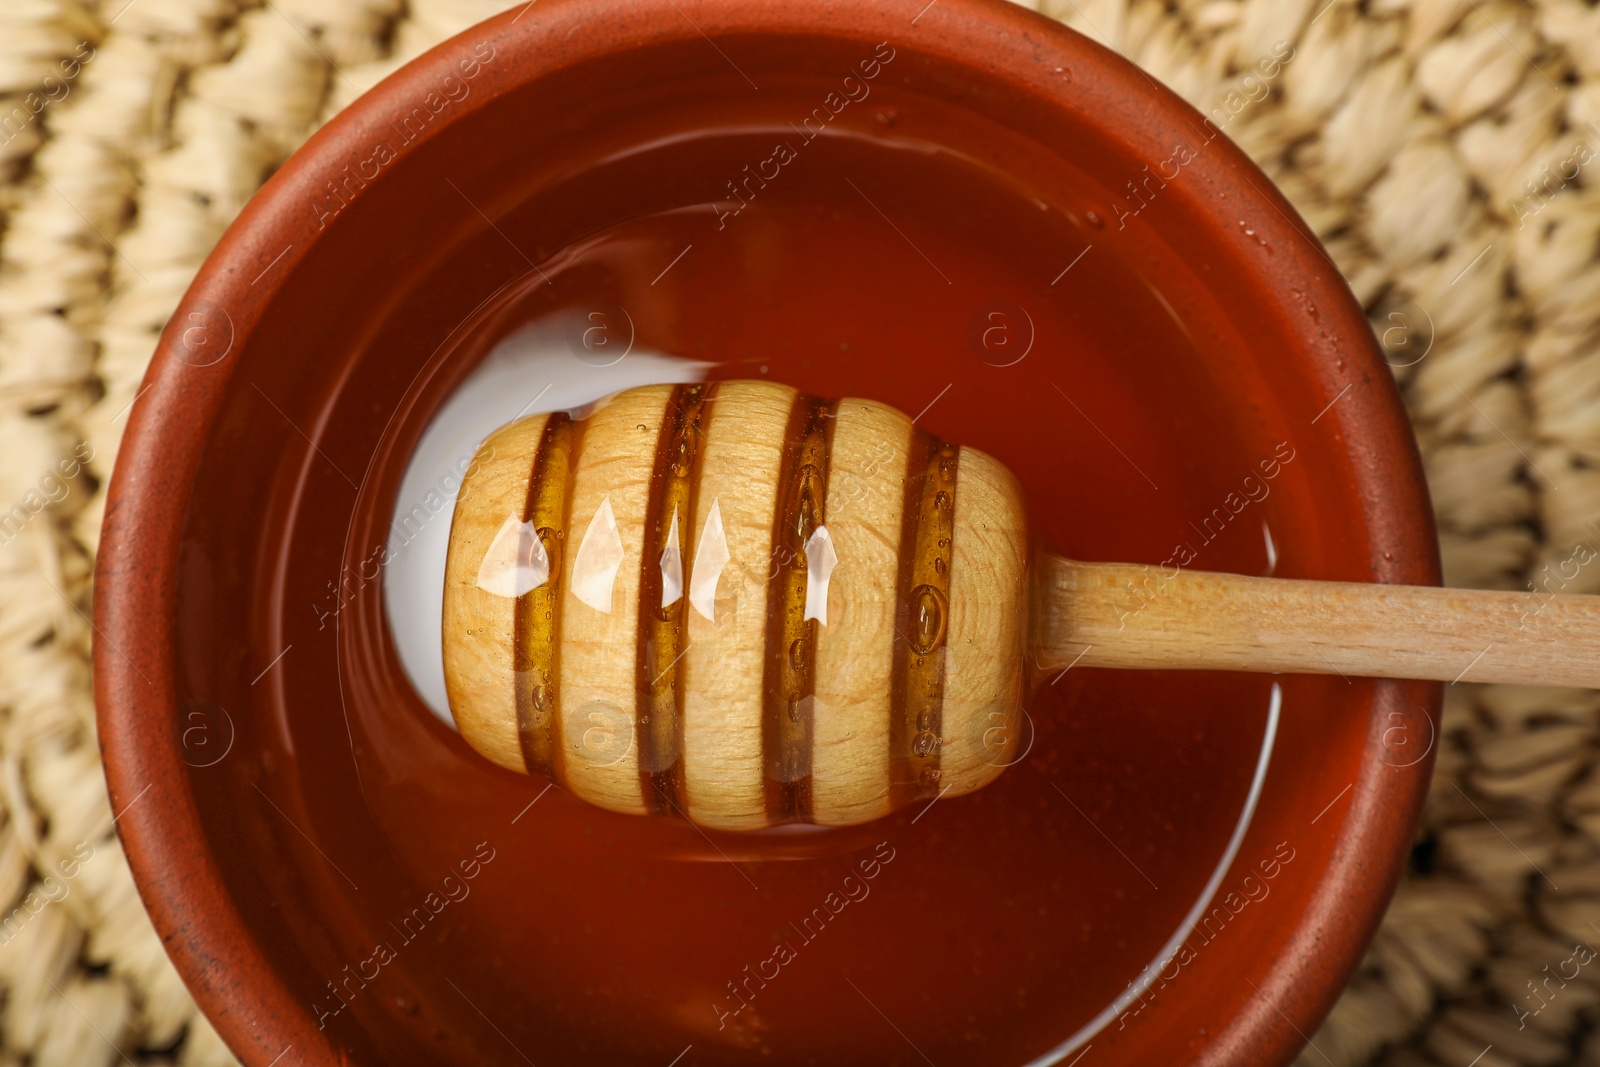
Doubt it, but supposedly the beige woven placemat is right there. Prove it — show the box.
[1,0,1595,1064]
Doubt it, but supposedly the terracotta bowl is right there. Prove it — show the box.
[95,1,1440,1064]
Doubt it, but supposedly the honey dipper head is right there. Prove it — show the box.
[442,380,1029,830]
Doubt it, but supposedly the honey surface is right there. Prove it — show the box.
[180,107,1299,1065]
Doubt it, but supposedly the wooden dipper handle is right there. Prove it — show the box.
[443,380,1600,831]
[1034,557,1600,688]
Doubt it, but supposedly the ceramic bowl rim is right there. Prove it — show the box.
[93,3,1441,1064]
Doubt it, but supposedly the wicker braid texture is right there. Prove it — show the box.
[0,0,1596,1063]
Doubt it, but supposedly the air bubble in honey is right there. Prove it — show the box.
[908,584,948,654]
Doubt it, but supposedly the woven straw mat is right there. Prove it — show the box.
[3,0,1599,1064]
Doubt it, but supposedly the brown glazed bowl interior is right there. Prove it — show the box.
[95,1,1440,1065]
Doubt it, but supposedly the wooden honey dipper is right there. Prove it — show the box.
[443,380,1600,831]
